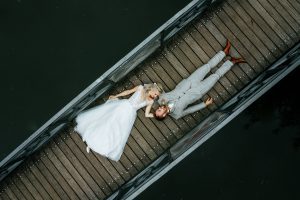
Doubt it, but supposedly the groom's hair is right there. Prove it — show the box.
[154,106,168,121]
[154,113,166,121]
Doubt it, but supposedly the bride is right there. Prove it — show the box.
[75,83,163,161]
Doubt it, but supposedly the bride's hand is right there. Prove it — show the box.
[109,95,117,100]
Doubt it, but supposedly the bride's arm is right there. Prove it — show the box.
[109,85,139,99]
[145,101,154,118]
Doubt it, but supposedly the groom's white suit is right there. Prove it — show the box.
[158,51,233,119]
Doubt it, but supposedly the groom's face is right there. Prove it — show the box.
[155,106,169,118]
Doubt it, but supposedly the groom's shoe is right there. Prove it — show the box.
[231,57,246,64]
[223,39,231,56]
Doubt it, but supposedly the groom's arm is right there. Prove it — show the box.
[180,102,206,118]
[179,98,213,118]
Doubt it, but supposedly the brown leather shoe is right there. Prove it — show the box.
[223,39,231,55]
[230,57,247,64]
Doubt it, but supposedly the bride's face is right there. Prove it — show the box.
[148,89,160,99]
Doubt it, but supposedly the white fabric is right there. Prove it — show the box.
[75,85,148,161]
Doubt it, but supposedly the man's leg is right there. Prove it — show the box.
[199,60,234,94]
[187,50,226,82]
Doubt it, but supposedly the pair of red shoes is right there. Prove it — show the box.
[223,40,247,64]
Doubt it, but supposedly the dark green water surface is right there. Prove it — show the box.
[0,0,191,159]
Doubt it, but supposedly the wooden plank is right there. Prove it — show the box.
[86,90,160,169]
[134,118,166,152]
[23,164,51,200]
[130,127,158,160]
[33,154,71,199]
[179,29,247,96]
[49,139,99,199]
[27,159,61,200]
[4,1,300,200]
[235,0,288,51]
[52,135,106,199]
[246,0,294,47]
[134,69,200,134]
[0,191,9,200]
[279,0,300,26]
[289,0,300,12]
[74,118,135,180]
[62,132,116,194]
[113,151,139,179]
[156,50,211,118]
[175,32,240,96]
[226,0,283,58]
[17,165,44,200]
[72,105,139,178]
[191,21,247,92]
[210,14,264,74]
[169,44,224,112]
[0,181,18,200]
[85,97,154,165]
[182,26,239,97]
[143,61,200,134]
[183,26,234,103]
[4,180,26,200]
[126,135,152,165]
[269,0,300,34]
[39,150,80,200]
[198,18,257,81]
[162,47,218,113]
[122,143,145,171]
[162,48,193,77]
[69,131,123,190]
[145,59,202,136]
[222,2,277,63]
[126,74,175,149]
[70,131,128,185]
[91,144,134,182]
[114,83,172,149]
[215,10,269,69]
[154,52,210,119]
[258,0,297,38]
[44,145,89,199]
[166,37,227,108]
[141,62,200,133]
[12,174,35,200]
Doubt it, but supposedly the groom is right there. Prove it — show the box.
[154,40,245,120]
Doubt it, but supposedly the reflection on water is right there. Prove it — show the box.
[138,67,300,199]
[0,0,190,160]
[243,68,300,151]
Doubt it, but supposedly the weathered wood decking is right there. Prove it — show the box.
[1,0,300,199]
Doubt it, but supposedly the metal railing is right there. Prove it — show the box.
[0,0,220,182]
[107,43,300,200]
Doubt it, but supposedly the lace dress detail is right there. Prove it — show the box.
[75,85,149,161]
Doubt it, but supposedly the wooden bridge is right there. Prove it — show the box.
[1,0,300,199]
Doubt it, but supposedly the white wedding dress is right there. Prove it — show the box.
[75,85,150,161]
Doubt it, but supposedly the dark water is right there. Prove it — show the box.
[138,67,300,199]
[2,1,300,199]
[0,0,191,160]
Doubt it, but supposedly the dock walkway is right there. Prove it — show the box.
[1,0,299,199]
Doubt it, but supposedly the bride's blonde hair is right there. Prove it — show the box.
[144,83,164,95]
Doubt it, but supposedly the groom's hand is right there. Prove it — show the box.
[205,97,213,106]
